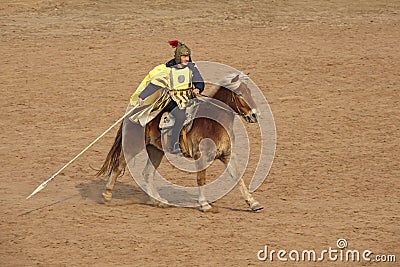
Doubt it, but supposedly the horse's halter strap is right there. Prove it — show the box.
[230,90,247,117]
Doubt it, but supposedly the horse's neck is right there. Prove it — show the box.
[210,86,232,108]
[207,86,236,123]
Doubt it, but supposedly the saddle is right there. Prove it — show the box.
[159,99,200,156]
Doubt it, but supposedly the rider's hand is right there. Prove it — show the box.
[137,98,144,106]
[193,88,200,95]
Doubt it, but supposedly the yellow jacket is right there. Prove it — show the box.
[129,64,169,106]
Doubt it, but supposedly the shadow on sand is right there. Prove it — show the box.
[75,179,150,206]
[75,179,199,208]
[75,178,254,212]
[20,178,253,215]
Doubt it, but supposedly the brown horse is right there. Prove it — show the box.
[97,73,263,212]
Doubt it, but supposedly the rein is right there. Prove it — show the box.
[199,91,244,116]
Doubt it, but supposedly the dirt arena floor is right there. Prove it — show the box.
[1,0,399,266]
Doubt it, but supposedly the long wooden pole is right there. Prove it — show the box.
[26,105,138,199]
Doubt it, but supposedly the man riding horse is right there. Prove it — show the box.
[129,40,204,154]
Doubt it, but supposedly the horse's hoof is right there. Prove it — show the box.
[199,202,213,212]
[151,198,169,208]
[156,200,169,208]
[250,201,264,212]
[102,192,112,203]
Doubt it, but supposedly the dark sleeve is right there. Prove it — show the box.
[139,83,162,99]
[165,58,176,67]
[188,63,205,92]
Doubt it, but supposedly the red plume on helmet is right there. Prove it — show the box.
[168,40,179,48]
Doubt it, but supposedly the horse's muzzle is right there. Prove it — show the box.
[244,109,259,123]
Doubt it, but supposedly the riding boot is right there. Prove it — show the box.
[169,108,186,154]
[169,142,182,154]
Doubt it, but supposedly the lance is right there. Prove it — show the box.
[26,104,139,199]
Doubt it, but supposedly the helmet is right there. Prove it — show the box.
[169,40,191,64]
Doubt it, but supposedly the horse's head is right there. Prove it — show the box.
[219,73,259,123]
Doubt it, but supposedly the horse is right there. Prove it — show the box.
[97,73,263,212]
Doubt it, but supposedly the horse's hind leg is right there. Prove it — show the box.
[102,120,144,202]
[222,153,263,211]
[102,153,126,202]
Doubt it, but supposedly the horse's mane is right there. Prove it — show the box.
[203,72,249,97]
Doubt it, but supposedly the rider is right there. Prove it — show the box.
[137,41,205,154]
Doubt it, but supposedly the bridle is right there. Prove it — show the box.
[230,90,247,117]
[198,88,248,117]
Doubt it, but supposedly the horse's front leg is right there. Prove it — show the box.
[196,169,213,212]
[142,159,169,207]
[143,145,168,207]
[195,152,213,212]
[237,179,263,211]
[224,153,263,211]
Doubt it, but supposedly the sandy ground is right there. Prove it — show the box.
[1,0,399,266]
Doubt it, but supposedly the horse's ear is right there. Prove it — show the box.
[231,74,240,83]
[240,72,250,84]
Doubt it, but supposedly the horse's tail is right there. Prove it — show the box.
[97,122,124,177]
